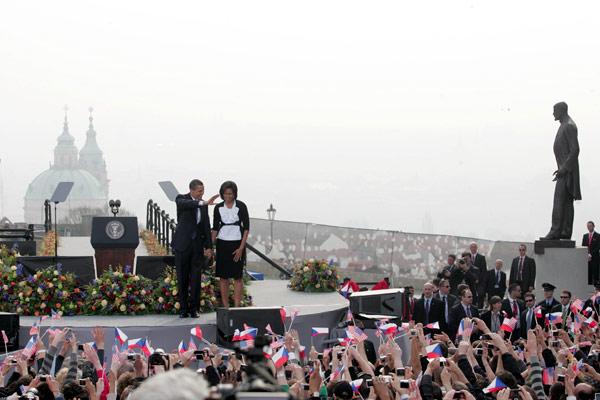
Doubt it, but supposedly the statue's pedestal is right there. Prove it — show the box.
[532,246,591,300]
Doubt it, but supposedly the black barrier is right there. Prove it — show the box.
[135,256,175,280]
[0,313,19,352]
[0,241,36,256]
[16,256,96,284]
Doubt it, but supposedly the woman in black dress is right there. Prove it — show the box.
[211,181,250,308]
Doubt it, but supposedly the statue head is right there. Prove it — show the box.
[553,102,568,121]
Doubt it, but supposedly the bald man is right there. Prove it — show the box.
[412,282,444,328]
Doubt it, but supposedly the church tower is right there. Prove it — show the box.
[53,106,78,168]
[78,107,109,196]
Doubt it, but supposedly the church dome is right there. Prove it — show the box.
[25,168,106,201]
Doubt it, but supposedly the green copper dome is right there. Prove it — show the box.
[25,168,106,201]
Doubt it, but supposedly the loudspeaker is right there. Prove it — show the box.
[0,312,19,352]
[349,288,405,318]
[217,307,285,348]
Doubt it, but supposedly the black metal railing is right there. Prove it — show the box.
[0,224,35,241]
[146,199,292,278]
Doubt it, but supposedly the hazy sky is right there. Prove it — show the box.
[1,1,599,241]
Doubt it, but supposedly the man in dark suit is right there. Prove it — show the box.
[172,179,215,318]
[434,278,458,333]
[449,288,479,341]
[509,244,536,293]
[537,282,560,316]
[469,243,487,308]
[480,296,504,334]
[551,289,573,330]
[484,259,507,301]
[521,292,545,338]
[583,221,600,285]
[413,282,445,329]
[501,283,525,342]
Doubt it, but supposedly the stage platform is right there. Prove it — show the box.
[17,280,349,354]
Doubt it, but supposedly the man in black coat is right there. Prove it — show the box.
[469,244,487,308]
[434,278,458,333]
[501,283,525,342]
[521,293,545,338]
[509,244,536,293]
[172,179,215,318]
[551,289,574,330]
[413,282,445,329]
[537,282,560,317]
[449,288,479,341]
[484,259,507,301]
[480,296,504,334]
[583,221,600,285]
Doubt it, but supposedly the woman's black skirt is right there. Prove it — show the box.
[215,239,244,279]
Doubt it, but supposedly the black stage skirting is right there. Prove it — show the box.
[17,256,95,284]
[135,256,175,280]
[0,240,36,256]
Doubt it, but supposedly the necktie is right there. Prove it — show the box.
[442,296,448,322]
[518,257,524,281]
[466,306,471,318]
[562,304,568,322]
[496,271,500,285]
[425,299,430,324]
[512,300,518,317]
[527,309,532,328]
[590,233,593,247]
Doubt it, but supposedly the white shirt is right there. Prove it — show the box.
[217,201,242,241]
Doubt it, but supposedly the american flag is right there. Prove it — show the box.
[347,325,368,342]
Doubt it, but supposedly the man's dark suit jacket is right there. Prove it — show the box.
[501,298,525,341]
[172,194,212,252]
[583,231,600,284]
[412,297,445,327]
[449,302,479,341]
[472,253,487,272]
[509,256,536,292]
[551,302,573,330]
[480,310,504,333]
[434,293,458,333]
[519,307,545,338]
[484,269,507,299]
[537,298,560,317]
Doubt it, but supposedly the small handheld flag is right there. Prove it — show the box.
[483,377,508,393]
[500,317,518,333]
[425,321,440,330]
[115,327,128,347]
[425,344,443,359]
[311,327,329,337]
[272,346,289,368]
[190,326,204,339]
[178,340,188,354]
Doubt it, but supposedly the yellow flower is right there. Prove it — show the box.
[37,288,44,295]
[200,300,205,306]
[40,302,46,309]
[140,304,145,310]
[119,304,126,312]
[175,302,181,310]
[172,289,178,296]
[141,289,146,296]
[158,297,164,303]
[54,271,59,276]
[316,284,321,288]
[164,278,171,284]
[48,283,54,288]
[2,285,7,291]
[101,300,108,307]
[10,265,17,271]
[133,276,140,281]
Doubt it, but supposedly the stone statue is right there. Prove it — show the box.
[542,102,581,240]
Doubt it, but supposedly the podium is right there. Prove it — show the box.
[90,217,140,276]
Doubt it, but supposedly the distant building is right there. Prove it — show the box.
[24,107,109,224]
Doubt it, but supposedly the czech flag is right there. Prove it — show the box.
[378,323,398,336]
[331,365,345,380]
[141,339,153,356]
[190,326,204,339]
[178,340,187,354]
[127,337,146,350]
[239,327,258,341]
[271,346,289,368]
[543,367,555,385]
[350,379,364,393]
[457,320,465,336]
[500,317,518,333]
[115,327,128,347]
[584,316,598,328]
[483,377,508,393]
[583,307,594,318]
[425,322,440,330]
[425,344,443,359]
[340,283,353,298]
[311,327,329,336]
[546,312,563,324]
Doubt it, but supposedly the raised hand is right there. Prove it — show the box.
[91,327,105,349]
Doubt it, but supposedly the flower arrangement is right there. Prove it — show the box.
[39,231,58,256]
[289,259,340,292]
[3,265,84,316]
[84,267,154,315]
[140,230,168,256]
[0,245,17,270]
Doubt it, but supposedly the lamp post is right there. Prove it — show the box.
[266,203,276,253]
[109,199,121,217]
